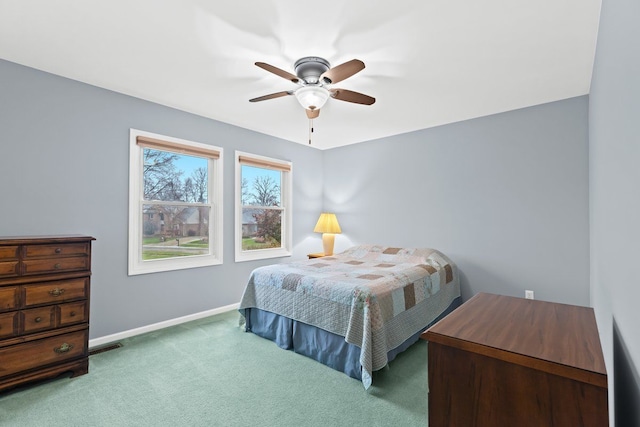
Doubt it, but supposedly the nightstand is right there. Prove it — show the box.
[307,252,326,259]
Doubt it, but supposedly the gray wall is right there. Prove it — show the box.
[0,59,323,339]
[589,0,640,424]
[323,97,590,306]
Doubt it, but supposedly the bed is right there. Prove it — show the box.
[238,245,461,388]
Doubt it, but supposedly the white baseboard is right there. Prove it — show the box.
[88,302,239,349]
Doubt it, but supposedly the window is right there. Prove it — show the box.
[129,129,223,275]
[235,151,292,262]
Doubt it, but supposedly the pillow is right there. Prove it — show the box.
[338,245,437,264]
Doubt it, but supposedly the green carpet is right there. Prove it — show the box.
[0,310,429,426]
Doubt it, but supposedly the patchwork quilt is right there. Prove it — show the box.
[238,245,461,388]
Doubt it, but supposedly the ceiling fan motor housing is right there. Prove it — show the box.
[294,57,330,84]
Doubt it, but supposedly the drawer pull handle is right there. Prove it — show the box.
[35,317,42,323]
[55,248,62,254]
[49,288,65,297]
[54,343,74,354]
[54,263,61,269]
[70,311,76,317]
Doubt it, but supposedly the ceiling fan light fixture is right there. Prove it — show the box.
[295,86,330,111]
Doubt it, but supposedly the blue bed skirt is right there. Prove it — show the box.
[241,296,462,381]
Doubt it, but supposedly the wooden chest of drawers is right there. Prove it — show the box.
[423,293,608,426]
[0,235,94,392]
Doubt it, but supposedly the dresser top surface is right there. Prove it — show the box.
[0,235,95,245]
[425,292,607,378]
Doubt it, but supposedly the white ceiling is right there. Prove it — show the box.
[0,0,602,150]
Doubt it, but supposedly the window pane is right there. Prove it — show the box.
[241,208,282,251]
[142,204,210,260]
[241,165,281,207]
[144,149,208,202]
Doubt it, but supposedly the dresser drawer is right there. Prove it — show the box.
[0,329,88,379]
[22,306,56,334]
[22,278,87,307]
[24,243,90,258]
[22,256,89,276]
[0,286,19,312]
[0,246,19,260]
[0,312,18,339]
[0,261,19,278]
[59,301,87,326]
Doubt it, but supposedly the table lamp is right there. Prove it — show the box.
[313,213,342,255]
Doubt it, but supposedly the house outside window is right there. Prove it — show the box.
[129,129,223,275]
[235,151,291,262]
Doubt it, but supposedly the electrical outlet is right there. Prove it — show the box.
[525,290,534,300]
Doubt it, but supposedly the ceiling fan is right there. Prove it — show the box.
[249,57,376,119]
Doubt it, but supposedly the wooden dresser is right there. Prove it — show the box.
[0,235,94,392]
[423,292,608,426]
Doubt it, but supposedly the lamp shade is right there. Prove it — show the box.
[295,86,330,111]
[314,213,341,234]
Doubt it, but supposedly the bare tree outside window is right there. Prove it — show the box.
[241,166,283,251]
[142,149,210,260]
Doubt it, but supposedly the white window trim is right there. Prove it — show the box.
[235,150,292,262]
[128,129,223,275]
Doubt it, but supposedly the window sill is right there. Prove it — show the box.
[235,248,291,263]
[128,256,222,275]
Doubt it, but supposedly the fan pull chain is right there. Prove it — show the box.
[308,118,314,144]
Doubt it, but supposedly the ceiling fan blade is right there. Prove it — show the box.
[330,89,375,105]
[306,109,320,119]
[255,62,299,83]
[249,91,292,102]
[320,59,365,84]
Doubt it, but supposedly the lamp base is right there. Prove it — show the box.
[322,233,335,255]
